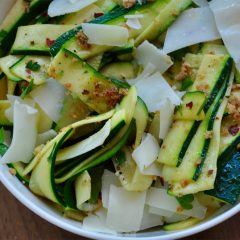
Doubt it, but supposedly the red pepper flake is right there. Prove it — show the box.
[180,179,189,188]
[186,101,193,109]
[94,12,104,18]
[25,68,31,74]
[228,125,239,136]
[46,38,55,47]
[208,170,214,176]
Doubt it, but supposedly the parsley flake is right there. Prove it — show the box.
[26,60,41,72]
[21,79,34,99]
[176,194,194,210]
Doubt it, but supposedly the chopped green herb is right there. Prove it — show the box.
[89,166,104,204]
[0,128,8,156]
[175,105,183,116]
[175,105,181,112]
[115,150,126,166]
[0,144,8,156]
[26,60,41,71]
[0,127,5,144]
[181,78,194,91]
[21,79,34,99]
[0,30,7,42]
[176,194,194,210]
[58,70,64,76]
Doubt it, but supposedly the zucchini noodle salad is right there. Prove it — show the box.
[0,0,240,233]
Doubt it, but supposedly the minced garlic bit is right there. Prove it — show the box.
[9,168,17,176]
[227,94,240,122]
[175,62,192,81]
[205,131,213,139]
[34,144,44,155]
[119,88,129,96]
[232,84,240,90]
[196,83,209,92]
[122,0,136,8]
[176,206,184,213]
[76,31,91,50]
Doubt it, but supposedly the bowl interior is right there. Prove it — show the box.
[0,164,239,240]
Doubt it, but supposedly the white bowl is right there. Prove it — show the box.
[0,164,239,240]
[0,1,239,239]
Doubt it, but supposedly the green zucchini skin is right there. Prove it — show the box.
[50,6,132,56]
[177,58,233,167]
[206,136,240,204]
[64,166,104,210]
[203,58,233,113]
[193,71,231,180]
[56,119,135,183]
[159,55,233,169]
[177,121,200,167]
[51,0,190,57]
[57,120,135,209]
[49,128,74,206]
[49,48,124,114]
[0,0,51,56]
[11,24,75,55]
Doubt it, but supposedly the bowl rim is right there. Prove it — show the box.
[0,167,240,240]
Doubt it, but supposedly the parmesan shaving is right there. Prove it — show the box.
[30,79,66,122]
[135,72,181,112]
[1,101,38,164]
[210,0,240,70]
[135,41,173,74]
[82,23,129,47]
[132,133,160,171]
[48,0,97,17]
[106,185,146,232]
[163,7,220,53]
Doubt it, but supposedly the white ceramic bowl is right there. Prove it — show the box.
[0,163,240,240]
[0,1,239,239]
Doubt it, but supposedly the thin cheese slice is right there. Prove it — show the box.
[135,72,181,112]
[82,23,129,47]
[30,79,66,122]
[135,41,173,73]
[1,101,38,164]
[146,188,207,219]
[163,7,220,53]
[101,169,120,209]
[159,98,175,140]
[48,0,97,17]
[56,120,111,162]
[210,0,240,69]
[106,185,146,232]
[132,133,160,171]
